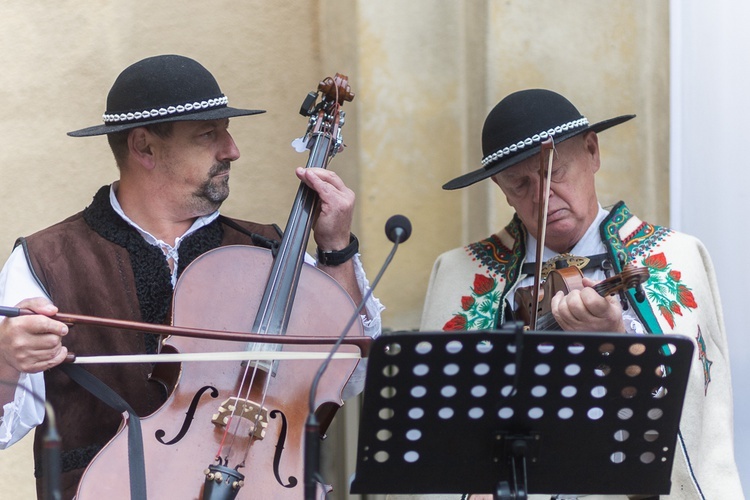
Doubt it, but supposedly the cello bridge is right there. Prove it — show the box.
[211,397,268,439]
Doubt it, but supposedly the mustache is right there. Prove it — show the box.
[209,161,231,176]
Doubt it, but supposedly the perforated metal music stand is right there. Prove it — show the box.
[350,326,693,498]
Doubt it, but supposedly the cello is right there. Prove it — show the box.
[75,74,363,499]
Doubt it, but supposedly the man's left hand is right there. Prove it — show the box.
[295,167,354,251]
[550,277,626,333]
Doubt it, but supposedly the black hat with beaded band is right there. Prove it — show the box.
[442,89,635,190]
[68,54,265,137]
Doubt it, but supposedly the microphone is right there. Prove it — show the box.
[43,401,62,500]
[385,214,412,244]
[0,379,61,500]
[304,214,411,500]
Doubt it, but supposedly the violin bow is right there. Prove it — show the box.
[0,306,372,358]
[69,350,361,365]
[529,138,555,329]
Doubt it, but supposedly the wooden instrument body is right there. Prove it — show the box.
[77,246,362,499]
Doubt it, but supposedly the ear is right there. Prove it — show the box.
[490,174,514,207]
[127,128,157,170]
[582,131,601,174]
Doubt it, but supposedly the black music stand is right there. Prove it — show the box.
[350,326,693,499]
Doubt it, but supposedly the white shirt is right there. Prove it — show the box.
[0,184,383,448]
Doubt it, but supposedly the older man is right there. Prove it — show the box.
[0,54,382,499]
[419,89,741,499]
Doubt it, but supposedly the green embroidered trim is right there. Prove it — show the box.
[465,216,524,281]
[600,202,665,334]
[603,203,673,264]
[624,223,673,260]
[602,201,632,268]
[444,217,525,331]
[696,326,713,394]
[501,216,527,301]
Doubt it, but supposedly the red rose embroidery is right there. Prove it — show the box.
[445,273,500,331]
[659,305,676,328]
[670,302,682,316]
[472,274,496,295]
[644,253,667,270]
[443,314,467,331]
[678,285,697,309]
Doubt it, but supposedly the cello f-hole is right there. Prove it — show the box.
[270,409,297,488]
[155,385,220,445]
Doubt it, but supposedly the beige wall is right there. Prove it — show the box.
[0,1,668,498]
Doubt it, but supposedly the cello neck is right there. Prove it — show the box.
[253,74,354,336]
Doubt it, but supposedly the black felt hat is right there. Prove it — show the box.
[68,54,265,137]
[443,89,635,190]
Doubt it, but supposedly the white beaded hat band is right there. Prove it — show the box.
[480,117,590,167]
[443,89,634,190]
[68,55,265,137]
[101,95,230,125]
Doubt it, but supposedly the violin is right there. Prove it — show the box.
[75,74,361,499]
[513,263,650,331]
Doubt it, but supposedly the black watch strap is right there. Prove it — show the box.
[316,233,359,266]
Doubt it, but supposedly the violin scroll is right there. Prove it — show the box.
[592,264,650,298]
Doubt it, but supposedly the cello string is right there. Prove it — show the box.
[218,343,292,463]
[226,97,344,468]
[210,80,351,478]
[238,358,277,467]
[216,358,259,462]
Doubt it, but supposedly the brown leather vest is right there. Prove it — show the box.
[20,186,281,499]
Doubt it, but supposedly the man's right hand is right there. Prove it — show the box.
[0,297,69,374]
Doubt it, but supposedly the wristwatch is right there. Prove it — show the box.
[316,233,359,266]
